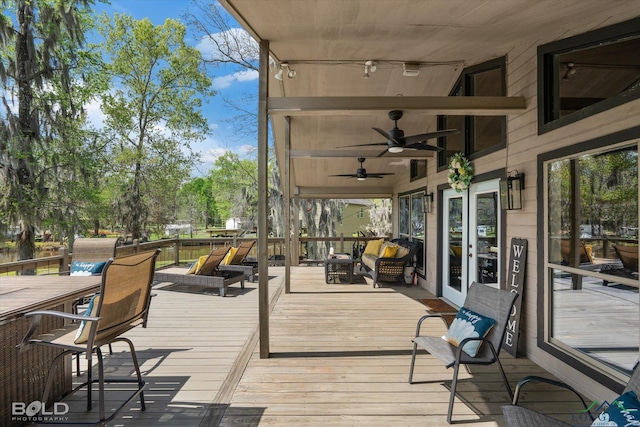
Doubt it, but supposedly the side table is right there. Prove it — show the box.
[325,253,355,283]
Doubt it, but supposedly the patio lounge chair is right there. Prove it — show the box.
[154,246,245,296]
[219,240,258,282]
[559,238,594,266]
[602,244,639,286]
[408,281,519,424]
[502,365,640,426]
[19,249,161,424]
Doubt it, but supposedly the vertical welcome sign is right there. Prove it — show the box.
[503,238,527,357]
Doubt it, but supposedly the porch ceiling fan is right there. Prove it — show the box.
[329,158,394,181]
[339,110,459,157]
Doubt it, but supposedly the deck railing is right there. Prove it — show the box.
[0,235,383,276]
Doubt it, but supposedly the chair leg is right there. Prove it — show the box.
[495,357,514,400]
[41,350,72,406]
[408,342,418,384]
[126,337,146,411]
[86,351,93,411]
[96,347,106,422]
[447,361,462,424]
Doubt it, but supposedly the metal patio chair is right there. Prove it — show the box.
[408,281,519,423]
[502,365,640,426]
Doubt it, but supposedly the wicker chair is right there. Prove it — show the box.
[502,366,640,426]
[361,238,419,288]
[19,249,160,424]
[409,282,519,424]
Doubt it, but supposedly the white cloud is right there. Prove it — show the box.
[196,28,258,62]
[211,69,259,90]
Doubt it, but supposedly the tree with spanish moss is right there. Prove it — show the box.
[0,0,102,262]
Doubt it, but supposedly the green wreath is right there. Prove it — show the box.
[447,153,474,192]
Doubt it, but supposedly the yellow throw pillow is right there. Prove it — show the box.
[222,247,238,265]
[187,255,209,274]
[380,244,399,258]
[363,239,384,256]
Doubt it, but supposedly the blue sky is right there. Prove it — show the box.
[91,0,259,175]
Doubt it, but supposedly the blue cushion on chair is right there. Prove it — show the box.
[70,261,107,276]
[443,306,495,357]
[591,390,640,426]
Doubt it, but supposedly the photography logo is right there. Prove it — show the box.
[572,400,611,427]
[12,400,69,422]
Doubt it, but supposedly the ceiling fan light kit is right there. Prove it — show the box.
[402,62,420,76]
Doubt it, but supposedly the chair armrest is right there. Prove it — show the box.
[19,310,101,351]
[512,375,592,419]
[414,313,450,337]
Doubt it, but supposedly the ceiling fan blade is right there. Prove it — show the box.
[376,149,389,158]
[403,129,460,144]
[404,142,443,151]
[337,142,388,148]
[368,172,394,176]
[372,127,402,145]
[329,174,357,177]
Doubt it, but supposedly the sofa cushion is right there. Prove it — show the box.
[361,253,377,271]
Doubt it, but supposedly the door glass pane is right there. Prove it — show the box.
[411,196,424,239]
[448,197,463,292]
[399,196,409,236]
[475,192,498,285]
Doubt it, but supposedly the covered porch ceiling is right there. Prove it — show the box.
[219,0,640,199]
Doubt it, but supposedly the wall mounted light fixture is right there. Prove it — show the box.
[500,171,525,210]
[275,62,296,80]
[422,192,434,214]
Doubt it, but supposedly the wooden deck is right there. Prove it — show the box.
[43,267,592,426]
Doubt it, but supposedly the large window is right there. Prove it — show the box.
[538,17,640,134]
[399,191,425,272]
[438,57,506,169]
[543,140,639,381]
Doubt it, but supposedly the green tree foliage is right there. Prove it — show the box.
[0,0,100,260]
[207,151,257,228]
[177,176,218,229]
[96,14,213,239]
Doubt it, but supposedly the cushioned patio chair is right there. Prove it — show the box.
[68,237,120,276]
[219,240,258,282]
[602,244,639,286]
[19,249,160,424]
[408,282,519,424]
[502,365,640,426]
[154,246,245,296]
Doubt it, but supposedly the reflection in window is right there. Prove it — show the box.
[539,18,640,132]
[546,145,638,374]
[400,192,425,272]
[438,57,506,169]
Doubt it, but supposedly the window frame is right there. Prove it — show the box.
[538,17,640,135]
[399,190,426,273]
[537,125,640,391]
[437,57,507,171]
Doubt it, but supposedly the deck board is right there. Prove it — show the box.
[32,267,596,426]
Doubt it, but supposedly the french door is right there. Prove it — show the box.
[442,179,501,307]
